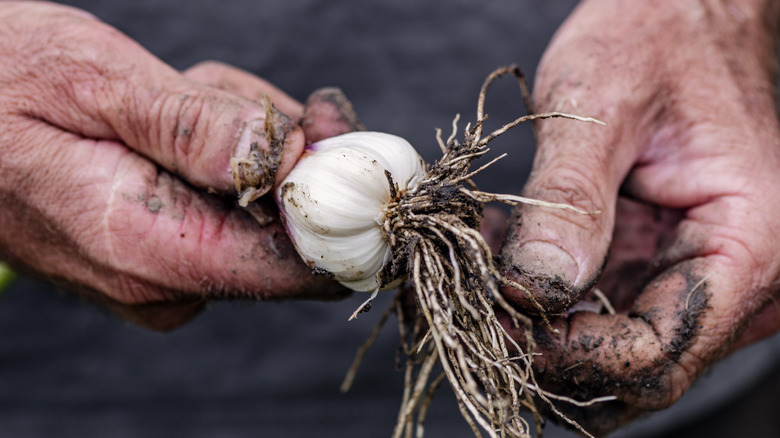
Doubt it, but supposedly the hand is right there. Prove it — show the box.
[499,0,780,433]
[0,2,349,331]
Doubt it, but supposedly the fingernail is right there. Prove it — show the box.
[233,118,268,163]
[231,118,276,206]
[513,241,579,286]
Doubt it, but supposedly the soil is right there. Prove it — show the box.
[232,96,291,207]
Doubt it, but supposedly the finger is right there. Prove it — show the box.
[6,5,302,201]
[507,261,719,437]
[498,0,703,313]
[185,62,363,146]
[183,60,304,121]
[3,115,348,306]
[499,95,642,313]
[300,87,365,143]
[529,261,746,410]
[497,10,674,312]
[507,195,780,433]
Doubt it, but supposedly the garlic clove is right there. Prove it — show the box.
[276,131,425,292]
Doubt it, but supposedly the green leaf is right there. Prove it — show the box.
[0,263,15,296]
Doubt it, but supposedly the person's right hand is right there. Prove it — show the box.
[499,0,780,433]
[0,2,347,331]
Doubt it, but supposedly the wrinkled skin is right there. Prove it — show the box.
[499,0,780,434]
[0,2,351,331]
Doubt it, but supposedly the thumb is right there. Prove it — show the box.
[13,5,303,202]
[501,115,620,312]
[498,5,659,313]
[500,68,649,313]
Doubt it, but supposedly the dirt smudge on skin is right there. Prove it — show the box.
[512,268,577,312]
[506,263,604,315]
[232,95,294,207]
[528,263,711,429]
[578,335,604,352]
[146,195,162,213]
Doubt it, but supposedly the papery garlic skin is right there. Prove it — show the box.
[276,132,426,292]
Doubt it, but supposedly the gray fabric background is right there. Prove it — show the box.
[3,1,780,437]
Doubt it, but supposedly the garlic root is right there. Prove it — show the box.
[362,66,607,438]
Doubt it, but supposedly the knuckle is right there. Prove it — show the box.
[665,350,701,405]
[0,7,129,131]
[529,159,607,211]
[155,88,216,174]
[609,352,681,410]
[153,86,256,190]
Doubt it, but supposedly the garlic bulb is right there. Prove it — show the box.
[276,131,426,292]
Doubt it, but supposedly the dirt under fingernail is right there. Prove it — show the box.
[231,95,295,207]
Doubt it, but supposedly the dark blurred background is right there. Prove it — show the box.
[3,1,780,437]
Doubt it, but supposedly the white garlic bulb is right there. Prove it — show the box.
[276,131,426,292]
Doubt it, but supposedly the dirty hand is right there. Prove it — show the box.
[0,2,350,331]
[500,0,780,433]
